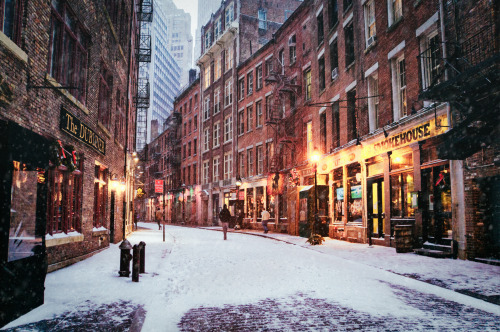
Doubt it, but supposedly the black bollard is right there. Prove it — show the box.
[139,241,146,273]
[118,240,133,277]
[132,244,140,282]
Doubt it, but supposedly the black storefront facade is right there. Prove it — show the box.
[0,121,51,326]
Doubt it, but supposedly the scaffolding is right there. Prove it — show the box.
[135,0,153,152]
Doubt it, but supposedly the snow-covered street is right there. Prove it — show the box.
[2,223,500,331]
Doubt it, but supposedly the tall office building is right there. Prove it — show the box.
[194,0,221,60]
[147,1,182,143]
[161,0,193,87]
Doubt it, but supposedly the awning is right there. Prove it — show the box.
[299,185,313,199]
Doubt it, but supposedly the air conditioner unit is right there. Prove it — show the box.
[331,67,338,80]
[367,35,377,47]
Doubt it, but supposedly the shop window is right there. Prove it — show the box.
[246,188,254,218]
[367,155,384,177]
[347,163,362,223]
[391,152,412,171]
[93,164,108,228]
[8,161,45,261]
[390,172,415,218]
[47,157,83,235]
[49,0,89,103]
[256,187,264,219]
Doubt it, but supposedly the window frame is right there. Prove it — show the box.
[0,0,23,45]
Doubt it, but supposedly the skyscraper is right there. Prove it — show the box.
[161,0,193,87]
[147,1,182,143]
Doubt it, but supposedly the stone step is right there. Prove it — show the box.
[414,248,453,258]
[423,242,452,253]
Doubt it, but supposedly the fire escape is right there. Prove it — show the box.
[264,55,301,175]
[418,17,499,159]
[134,0,153,152]
[166,113,181,191]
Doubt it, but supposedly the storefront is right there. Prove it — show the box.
[0,121,51,326]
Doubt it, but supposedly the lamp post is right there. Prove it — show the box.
[181,183,186,225]
[310,148,320,237]
[235,175,242,228]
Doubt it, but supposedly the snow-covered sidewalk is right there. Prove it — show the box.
[202,225,500,301]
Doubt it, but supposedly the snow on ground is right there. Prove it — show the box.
[2,223,499,331]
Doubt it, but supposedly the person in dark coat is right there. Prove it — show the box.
[219,204,231,240]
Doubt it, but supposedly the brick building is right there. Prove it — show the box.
[196,0,302,225]
[0,0,140,324]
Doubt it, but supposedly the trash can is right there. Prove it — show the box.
[394,225,413,253]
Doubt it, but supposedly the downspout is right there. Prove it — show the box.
[439,0,448,81]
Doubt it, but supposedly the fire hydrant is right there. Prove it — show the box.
[118,239,133,277]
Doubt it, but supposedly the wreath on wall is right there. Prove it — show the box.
[49,140,80,172]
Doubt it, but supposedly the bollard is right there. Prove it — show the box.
[132,244,140,282]
[118,240,133,277]
[139,241,146,273]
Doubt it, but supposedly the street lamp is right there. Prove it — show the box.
[310,148,320,238]
[235,175,242,228]
[181,183,186,225]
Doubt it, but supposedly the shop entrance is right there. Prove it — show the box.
[422,164,452,244]
[367,177,385,238]
[212,194,219,225]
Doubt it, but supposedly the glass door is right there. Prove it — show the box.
[422,164,451,243]
[367,177,385,238]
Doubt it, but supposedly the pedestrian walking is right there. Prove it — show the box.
[219,204,231,240]
[155,207,162,230]
[261,208,270,233]
[134,211,138,230]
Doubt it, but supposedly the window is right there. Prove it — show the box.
[328,0,338,29]
[392,55,407,120]
[332,101,340,148]
[213,157,220,182]
[239,152,245,178]
[203,96,210,120]
[204,29,212,50]
[420,32,441,90]
[247,72,253,95]
[214,17,222,40]
[214,54,222,81]
[93,165,108,228]
[258,8,267,30]
[49,0,89,103]
[317,10,324,45]
[224,115,232,142]
[193,138,197,155]
[289,35,296,64]
[279,49,285,70]
[238,110,244,135]
[257,146,264,174]
[320,112,327,153]
[265,95,273,119]
[213,122,220,147]
[46,157,83,235]
[114,93,125,143]
[364,1,376,48]
[238,78,245,100]
[367,74,379,132]
[304,68,312,101]
[224,152,233,180]
[225,46,233,71]
[183,123,187,137]
[265,59,274,77]
[306,121,313,158]
[225,3,234,29]
[188,120,192,133]
[203,160,210,184]
[188,141,191,157]
[318,56,326,91]
[247,105,253,131]
[203,65,211,89]
[344,23,355,66]
[388,0,402,26]
[256,65,263,90]
[203,128,210,151]
[1,0,23,44]
[214,88,221,114]
[266,142,274,172]
[194,115,198,130]
[343,0,353,11]
[256,101,263,127]
[329,39,339,82]
[224,78,233,106]
[347,89,357,141]
[98,65,113,130]
[247,149,254,177]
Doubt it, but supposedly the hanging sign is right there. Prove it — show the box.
[155,180,164,193]
[60,107,106,155]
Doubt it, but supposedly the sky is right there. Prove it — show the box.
[3,223,499,330]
